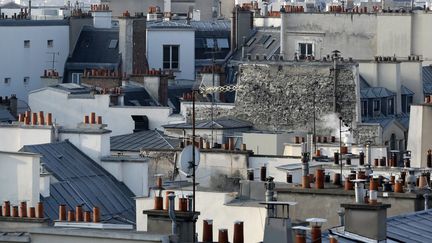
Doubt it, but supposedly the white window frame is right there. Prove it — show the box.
[24,40,30,48]
[4,77,11,85]
[162,45,180,70]
[71,73,82,84]
[296,41,314,59]
[47,40,54,48]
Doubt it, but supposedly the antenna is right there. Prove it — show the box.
[179,145,200,176]
[46,52,59,70]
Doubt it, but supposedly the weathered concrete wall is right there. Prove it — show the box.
[81,77,121,89]
[354,123,382,145]
[232,63,358,131]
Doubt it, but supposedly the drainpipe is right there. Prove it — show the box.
[168,193,177,238]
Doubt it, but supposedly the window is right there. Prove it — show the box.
[23,77,29,85]
[373,99,380,116]
[47,40,53,48]
[407,96,413,113]
[108,39,118,49]
[298,43,313,59]
[71,73,82,84]
[361,100,368,117]
[163,45,179,70]
[24,40,30,48]
[4,78,11,85]
[387,98,394,115]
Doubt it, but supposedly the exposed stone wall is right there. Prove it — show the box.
[354,124,382,145]
[230,63,358,131]
[82,77,121,89]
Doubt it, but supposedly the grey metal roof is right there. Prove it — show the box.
[111,129,180,151]
[188,20,230,31]
[231,28,280,61]
[0,1,25,8]
[359,75,371,89]
[69,26,120,64]
[423,66,432,95]
[360,87,396,99]
[387,209,432,242]
[0,19,68,26]
[0,107,14,122]
[147,21,194,29]
[49,83,92,95]
[163,117,253,130]
[401,85,414,95]
[21,141,136,224]
[362,117,407,131]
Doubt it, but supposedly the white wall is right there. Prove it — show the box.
[29,89,176,136]
[0,151,40,206]
[147,28,195,80]
[407,105,432,168]
[0,125,53,152]
[103,160,149,197]
[92,11,113,29]
[59,132,111,164]
[0,23,69,101]
[136,190,267,243]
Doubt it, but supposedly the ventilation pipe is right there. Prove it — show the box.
[337,208,345,226]
[168,193,177,236]
[424,193,430,210]
[218,229,228,243]
[352,179,366,203]
[233,221,244,243]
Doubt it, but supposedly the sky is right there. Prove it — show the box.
[0,0,100,6]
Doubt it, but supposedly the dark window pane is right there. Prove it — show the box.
[172,46,179,63]
[300,44,306,55]
[163,46,170,64]
[307,44,312,55]
[172,62,179,69]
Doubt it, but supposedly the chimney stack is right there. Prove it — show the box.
[36,202,44,218]
[341,203,391,241]
[218,229,228,243]
[306,218,327,243]
[233,221,244,243]
[59,204,66,221]
[203,219,213,242]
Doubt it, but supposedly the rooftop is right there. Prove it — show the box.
[231,28,280,61]
[163,117,253,130]
[0,19,68,26]
[67,26,120,66]
[387,209,432,242]
[111,129,180,152]
[22,141,136,224]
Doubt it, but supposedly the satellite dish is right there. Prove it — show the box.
[179,145,200,176]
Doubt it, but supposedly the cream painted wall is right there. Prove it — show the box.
[0,24,69,101]
[0,126,53,152]
[103,161,149,197]
[0,151,40,206]
[407,105,432,168]
[146,28,195,80]
[59,132,111,164]
[29,88,177,136]
[136,190,267,243]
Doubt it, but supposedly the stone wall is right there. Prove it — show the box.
[354,123,382,145]
[230,62,358,131]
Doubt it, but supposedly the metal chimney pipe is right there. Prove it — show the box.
[59,204,66,221]
[29,207,35,218]
[187,194,193,212]
[424,193,430,210]
[19,201,27,218]
[36,202,44,218]
[354,181,365,203]
[168,193,177,235]
[337,208,345,226]
[218,229,228,243]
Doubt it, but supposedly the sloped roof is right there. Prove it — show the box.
[231,28,280,61]
[111,129,180,151]
[387,209,432,242]
[147,21,193,29]
[401,85,414,95]
[423,66,432,94]
[359,75,371,89]
[163,117,253,130]
[0,107,14,122]
[68,26,120,65]
[360,87,396,99]
[0,1,25,9]
[22,141,136,224]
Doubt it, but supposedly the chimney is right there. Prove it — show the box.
[59,204,66,221]
[218,229,228,243]
[341,203,391,241]
[203,219,213,242]
[91,4,112,29]
[230,7,238,53]
[306,218,327,243]
[36,202,44,218]
[9,94,18,118]
[233,221,244,243]
[75,205,83,222]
